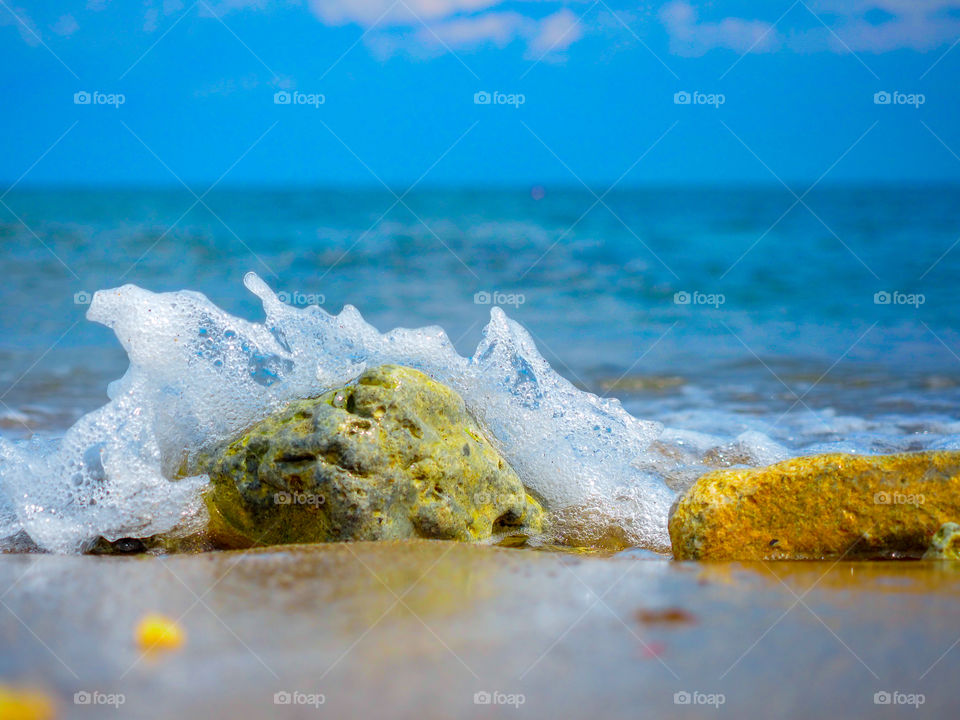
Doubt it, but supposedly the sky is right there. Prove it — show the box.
[1,0,959,187]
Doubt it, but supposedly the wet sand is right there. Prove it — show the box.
[1,542,958,718]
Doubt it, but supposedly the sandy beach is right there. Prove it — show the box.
[1,542,957,718]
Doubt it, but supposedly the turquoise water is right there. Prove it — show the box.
[2,186,960,449]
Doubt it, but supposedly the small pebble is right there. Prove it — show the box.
[136,614,185,651]
[635,607,697,625]
[0,685,56,720]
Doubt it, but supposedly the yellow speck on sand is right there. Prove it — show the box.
[136,614,185,651]
[0,685,56,720]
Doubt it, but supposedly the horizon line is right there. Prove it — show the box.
[4,180,960,193]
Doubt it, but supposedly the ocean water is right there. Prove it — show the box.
[4,186,960,429]
[2,186,960,549]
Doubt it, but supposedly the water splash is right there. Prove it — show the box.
[0,273,674,552]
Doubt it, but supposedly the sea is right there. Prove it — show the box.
[2,185,960,457]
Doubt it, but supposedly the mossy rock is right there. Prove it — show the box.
[197,364,543,548]
[923,522,960,560]
[669,451,960,560]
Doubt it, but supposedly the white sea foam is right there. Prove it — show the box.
[0,273,675,553]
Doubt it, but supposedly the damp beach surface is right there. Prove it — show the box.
[1,541,957,719]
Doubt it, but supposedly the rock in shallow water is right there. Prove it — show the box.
[669,451,960,560]
[199,365,544,547]
[923,522,960,560]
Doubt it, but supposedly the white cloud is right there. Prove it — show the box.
[307,0,585,55]
[811,0,960,52]
[0,4,42,46]
[199,0,288,17]
[825,17,960,52]
[307,0,501,27]
[405,7,583,57]
[3,0,587,57]
[193,72,271,97]
[660,1,779,56]
[143,7,159,32]
[418,11,527,48]
[51,14,79,37]
[819,0,959,13]
[660,0,960,55]
[529,8,582,55]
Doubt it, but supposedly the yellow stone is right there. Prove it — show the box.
[669,451,960,560]
[136,614,185,651]
[0,686,56,720]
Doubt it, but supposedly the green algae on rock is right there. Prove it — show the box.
[198,364,543,548]
[669,451,960,560]
[923,522,960,560]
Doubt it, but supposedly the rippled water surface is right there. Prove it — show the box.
[2,185,959,454]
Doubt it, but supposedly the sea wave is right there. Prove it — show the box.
[0,273,675,552]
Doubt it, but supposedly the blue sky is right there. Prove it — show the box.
[1,0,959,187]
